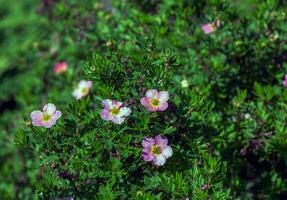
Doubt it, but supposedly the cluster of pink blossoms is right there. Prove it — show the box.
[30,89,173,166]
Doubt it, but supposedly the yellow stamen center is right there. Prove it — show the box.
[42,113,51,122]
[110,107,120,116]
[151,145,161,155]
[81,87,89,96]
[151,98,160,107]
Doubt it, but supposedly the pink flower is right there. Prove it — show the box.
[283,75,287,87]
[54,62,68,74]
[201,20,220,34]
[140,89,169,112]
[100,99,131,124]
[201,23,215,34]
[141,135,173,166]
[30,103,62,128]
[72,80,92,100]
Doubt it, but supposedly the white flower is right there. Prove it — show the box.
[72,80,92,100]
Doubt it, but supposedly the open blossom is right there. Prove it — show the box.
[72,80,92,100]
[53,62,68,74]
[30,103,62,128]
[100,99,131,124]
[141,135,173,166]
[140,89,169,112]
[283,75,287,87]
[201,20,220,34]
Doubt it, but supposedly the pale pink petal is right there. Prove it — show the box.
[145,104,158,112]
[52,111,62,121]
[43,103,56,115]
[102,99,113,109]
[72,90,83,100]
[141,97,157,111]
[140,97,150,107]
[142,152,154,162]
[32,118,43,126]
[162,146,173,159]
[113,101,123,108]
[142,137,155,148]
[30,110,43,126]
[100,109,112,121]
[153,154,166,166]
[159,91,169,103]
[146,89,158,98]
[117,107,131,117]
[42,120,56,128]
[158,102,168,111]
[154,135,168,149]
[86,81,93,89]
[79,80,89,88]
[111,117,124,124]
[30,110,42,120]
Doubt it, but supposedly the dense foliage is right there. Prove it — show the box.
[1,0,287,199]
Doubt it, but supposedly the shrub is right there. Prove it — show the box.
[0,0,287,199]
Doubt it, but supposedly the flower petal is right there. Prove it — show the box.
[140,97,149,107]
[158,102,168,111]
[42,120,56,128]
[72,89,82,100]
[111,117,125,124]
[142,137,155,148]
[30,110,42,121]
[100,109,112,121]
[79,80,92,89]
[32,120,43,127]
[52,110,62,121]
[118,107,131,117]
[112,100,123,108]
[86,81,92,89]
[43,103,56,115]
[153,154,166,166]
[159,91,169,103]
[102,99,113,109]
[146,89,158,98]
[141,97,158,112]
[154,135,168,149]
[162,145,173,159]
[142,152,154,162]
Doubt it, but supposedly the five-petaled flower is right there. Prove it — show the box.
[141,135,173,166]
[53,62,68,74]
[100,99,131,124]
[72,80,92,100]
[140,89,169,112]
[30,103,62,128]
[283,75,287,87]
